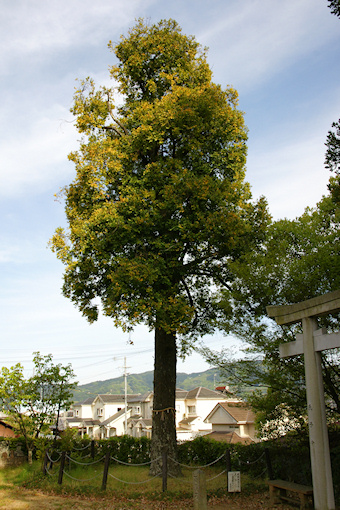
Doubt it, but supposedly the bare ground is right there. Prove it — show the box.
[0,484,298,509]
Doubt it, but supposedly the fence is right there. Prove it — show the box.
[43,441,271,495]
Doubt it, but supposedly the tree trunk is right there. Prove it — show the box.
[150,326,180,476]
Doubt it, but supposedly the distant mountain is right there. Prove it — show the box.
[72,363,266,403]
[72,368,226,403]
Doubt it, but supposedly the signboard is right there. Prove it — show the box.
[228,471,241,492]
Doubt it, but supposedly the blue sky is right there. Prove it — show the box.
[1,0,339,387]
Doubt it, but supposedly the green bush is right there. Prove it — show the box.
[4,425,340,505]
[177,436,226,467]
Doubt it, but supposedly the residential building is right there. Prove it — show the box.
[60,387,249,441]
[175,387,242,441]
[204,402,257,444]
[0,413,16,438]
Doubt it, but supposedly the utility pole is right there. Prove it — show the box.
[123,357,130,435]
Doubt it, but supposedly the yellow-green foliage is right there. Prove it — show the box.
[50,18,270,344]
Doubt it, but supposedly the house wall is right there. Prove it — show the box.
[0,423,16,438]
[188,399,227,426]
[239,423,256,439]
[208,406,237,425]
[175,399,186,424]
[94,400,126,421]
[77,404,93,419]
[211,424,241,433]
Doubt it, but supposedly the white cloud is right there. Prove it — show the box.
[198,0,339,90]
[0,0,154,74]
[0,103,77,198]
[248,139,329,220]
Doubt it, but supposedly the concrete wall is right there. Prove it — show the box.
[0,441,26,467]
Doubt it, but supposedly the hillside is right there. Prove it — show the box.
[72,367,264,403]
[72,368,223,402]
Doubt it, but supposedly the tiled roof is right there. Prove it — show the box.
[175,389,188,399]
[185,387,231,400]
[135,418,152,427]
[100,408,130,426]
[64,417,83,424]
[96,394,141,404]
[205,431,254,444]
[73,396,96,406]
[65,418,101,426]
[217,402,255,423]
[178,416,199,425]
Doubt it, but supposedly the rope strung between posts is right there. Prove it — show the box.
[46,451,61,463]
[108,471,162,484]
[45,464,58,477]
[168,452,225,469]
[168,473,192,484]
[206,469,227,481]
[65,454,106,466]
[253,467,268,480]
[152,407,175,420]
[238,451,265,465]
[168,468,227,484]
[72,443,91,452]
[110,455,161,467]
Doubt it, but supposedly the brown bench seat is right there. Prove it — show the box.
[268,479,313,509]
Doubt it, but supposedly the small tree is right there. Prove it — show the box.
[325,119,340,204]
[0,352,77,460]
[50,19,269,473]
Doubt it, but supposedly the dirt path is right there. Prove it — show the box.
[0,484,297,509]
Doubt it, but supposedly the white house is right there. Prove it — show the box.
[204,402,257,444]
[175,387,242,441]
[60,387,245,441]
[60,394,141,439]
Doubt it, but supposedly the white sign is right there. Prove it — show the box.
[228,471,241,492]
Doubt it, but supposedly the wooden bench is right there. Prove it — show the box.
[268,479,313,509]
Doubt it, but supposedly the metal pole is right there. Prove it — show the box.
[124,357,127,435]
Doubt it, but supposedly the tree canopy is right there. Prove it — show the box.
[51,18,268,340]
[325,119,340,204]
[0,352,76,457]
[327,0,340,18]
[50,19,269,468]
[204,191,340,437]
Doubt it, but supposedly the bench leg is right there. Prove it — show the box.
[269,485,280,505]
[299,492,312,509]
[269,485,287,505]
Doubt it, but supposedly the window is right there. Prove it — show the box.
[97,408,103,417]
[188,405,196,415]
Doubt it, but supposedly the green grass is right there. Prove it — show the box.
[1,460,267,503]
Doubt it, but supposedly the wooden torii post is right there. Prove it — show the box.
[267,290,340,510]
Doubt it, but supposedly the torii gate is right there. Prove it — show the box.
[267,290,340,510]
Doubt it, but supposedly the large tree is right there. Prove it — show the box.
[0,352,76,460]
[51,19,268,472]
